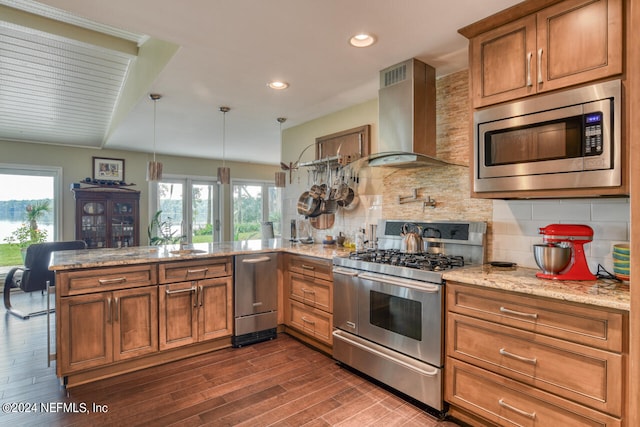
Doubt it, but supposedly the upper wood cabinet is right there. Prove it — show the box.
[464,0,622,108]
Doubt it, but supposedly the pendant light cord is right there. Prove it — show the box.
[153,99,157,162]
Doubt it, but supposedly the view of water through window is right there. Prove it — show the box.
[0,173,55,268]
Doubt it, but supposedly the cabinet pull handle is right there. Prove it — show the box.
[301,288,316,295]
[499,348,537,365]
[537,48,543,84]
[114,297,119,321]
[301,316,315,326]
[187,268,208,276]
[199,285,204,307]
[165,286,197,295]
[98,277,127,285]
[301,264,315,271]
[526,51,533,86]
[106,297,112,324]
[499,306,538,319]
[498,398,536,419]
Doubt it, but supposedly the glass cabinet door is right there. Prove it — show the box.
[111,202,135,247]
[80,202,106,248]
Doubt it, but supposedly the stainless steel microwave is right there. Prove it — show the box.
[473,80,621,194]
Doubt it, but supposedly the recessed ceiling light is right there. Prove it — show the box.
[268,81,289,90]
[349,33,376,48]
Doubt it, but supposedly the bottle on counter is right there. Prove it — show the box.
[355,228,366,252]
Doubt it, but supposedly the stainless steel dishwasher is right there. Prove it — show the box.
[232,253,278,347]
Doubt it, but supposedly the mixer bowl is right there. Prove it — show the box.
[533,244,572,274]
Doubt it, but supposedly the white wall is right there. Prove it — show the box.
[492,198,630,274]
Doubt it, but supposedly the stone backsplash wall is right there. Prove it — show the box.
[284,70,493,251]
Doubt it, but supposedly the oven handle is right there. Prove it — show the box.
[333,330,439,377]
[357,272,440,293]
[332,267,360,277]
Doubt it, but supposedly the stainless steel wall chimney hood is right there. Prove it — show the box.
[373,58,453,168]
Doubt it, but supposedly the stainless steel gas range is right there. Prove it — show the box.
[332,220,486,414]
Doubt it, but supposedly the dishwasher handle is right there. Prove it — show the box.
[242,256,272,264]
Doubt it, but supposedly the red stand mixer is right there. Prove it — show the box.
[534,224,597,281]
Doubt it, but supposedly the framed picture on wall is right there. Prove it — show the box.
[93,157,125,181]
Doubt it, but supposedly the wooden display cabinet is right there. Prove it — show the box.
[72,187,140,248]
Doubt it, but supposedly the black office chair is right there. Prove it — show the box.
[4,240,87,319]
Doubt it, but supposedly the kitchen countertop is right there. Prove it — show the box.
[49,239,351,270]
[443,264,630,312]
[50,242,629,311]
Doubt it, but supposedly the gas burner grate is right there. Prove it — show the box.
[348,250,465,272]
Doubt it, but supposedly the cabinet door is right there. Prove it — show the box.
[78,201,107,249]
[59,293,113,374]
[110,200,137,248]
[471,15,537,108]
[197,277,233,342]
[537,0,622,93]
[159,282,198,350]
[113,286,158,361]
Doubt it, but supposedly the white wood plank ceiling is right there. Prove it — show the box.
[0,0,141,148]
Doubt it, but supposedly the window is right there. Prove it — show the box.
[0,164,61,269]
[232,181,281,241]
[149,176,220,244]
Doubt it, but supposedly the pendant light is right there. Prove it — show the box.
[146,93,163,181]
[274,117,287,188]
[217,106,231,185]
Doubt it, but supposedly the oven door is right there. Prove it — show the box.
[357,272,443,367]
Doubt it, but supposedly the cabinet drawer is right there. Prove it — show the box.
[57,264,157,296]
[159,257,232,284]
[447,312,623,416]
[288,272,332,313]
[447,282,625,352]
[285,299,332,345]
[446,358,621,427]
[286,254,332,281]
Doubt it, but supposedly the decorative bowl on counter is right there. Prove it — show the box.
[613,243,630,255]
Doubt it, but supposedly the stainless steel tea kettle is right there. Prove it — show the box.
[401,223,424,254]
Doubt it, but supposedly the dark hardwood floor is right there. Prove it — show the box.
[1,290,461,426]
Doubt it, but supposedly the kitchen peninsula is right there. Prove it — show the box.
[50,240,349,388]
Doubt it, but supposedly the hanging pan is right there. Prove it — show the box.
[297,191,320,216]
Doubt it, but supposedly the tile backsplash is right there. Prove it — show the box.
[492,198,630,273]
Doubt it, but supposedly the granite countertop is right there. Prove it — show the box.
[50,242,629,311]
[49,239,351,271]
[443,264,630,312]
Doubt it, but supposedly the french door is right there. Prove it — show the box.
[151,177,220,244]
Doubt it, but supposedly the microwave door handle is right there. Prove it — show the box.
[526,51,533,87]
[537,48,544,84]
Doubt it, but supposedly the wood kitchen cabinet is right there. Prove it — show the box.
[55,258,232,387]
[57,264,158,375]
[72,187,140,249]
[462,0,622,108]
[283,254,333,352]
[445,282,627,426]
[158,258,233,350]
